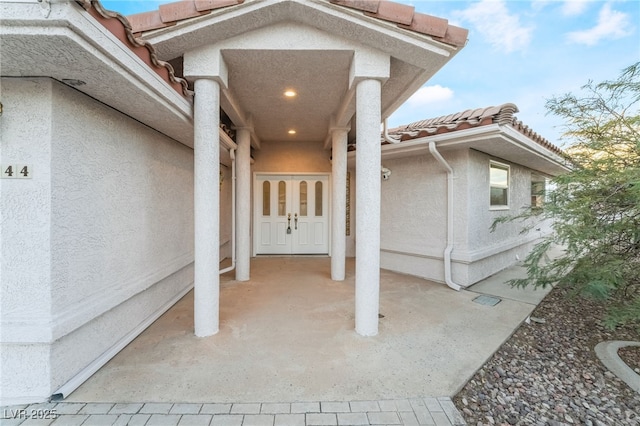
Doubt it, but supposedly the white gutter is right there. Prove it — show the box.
[219,148,236,275]
[428,141,462,291]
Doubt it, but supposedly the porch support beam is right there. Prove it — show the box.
[235,127,252,281]
[351,49,388,337]
[331,123,349,281]
[355,78,382,337]
[193,78,221,337]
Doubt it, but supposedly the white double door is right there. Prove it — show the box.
[255,174,329,255]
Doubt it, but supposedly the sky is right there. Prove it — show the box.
[102,0,639,148]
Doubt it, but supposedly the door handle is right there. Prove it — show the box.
[294,213,298,230]
[287,213,292,234]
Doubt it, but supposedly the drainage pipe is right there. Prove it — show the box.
[382,118,399,144]
[428,141,462,291]
[219,148,236,275]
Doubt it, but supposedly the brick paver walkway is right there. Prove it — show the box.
[1,398,465,425]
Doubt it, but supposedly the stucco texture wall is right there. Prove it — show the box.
[378,151,466,283]
[378,147,545,287]
[381,154,448,255]
[0,78,196,403]
[461,149,548,284]
[252,140,331,173]
[1,78,55,402]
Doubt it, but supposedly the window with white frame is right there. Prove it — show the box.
[490,162,509,208]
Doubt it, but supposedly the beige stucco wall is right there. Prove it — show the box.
[1,78,55,403]
[461,149,551,284]
[252,140,332,173]
[378,150,466,283]
[49,80,196,394]
[0,78,196,404]
[377,147,549,287]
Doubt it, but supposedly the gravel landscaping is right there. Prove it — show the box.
[454,286,640,425]
[619,347,640,374]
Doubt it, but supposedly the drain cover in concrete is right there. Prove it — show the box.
[473,295,502,306]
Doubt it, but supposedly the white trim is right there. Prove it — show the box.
[454,234,542,263]
[381,248,443,261]
[364,124,570,176]
[489,160,510,210]
[51,281,194,400]
[381,232,543,265]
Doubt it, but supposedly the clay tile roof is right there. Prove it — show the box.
[126,0,467,49]
[159,0,211,23]
[127,0,245,33]
[76,0,190,98]
[127,10,177,33]
[384,103,565,156]
[364,1,415,26]
[330,0,468,47]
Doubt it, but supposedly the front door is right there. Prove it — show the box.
[255,174,329,255]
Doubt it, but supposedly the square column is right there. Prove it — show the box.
[235,127,251,281]
[193,78,221,337]
[355,78,382,336]
[331,126,349,281]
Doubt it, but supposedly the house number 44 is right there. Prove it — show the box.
[1,164,32,179]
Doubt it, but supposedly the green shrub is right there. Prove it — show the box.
[495,62,640,330]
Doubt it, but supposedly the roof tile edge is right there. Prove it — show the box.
[128,0,245,33]
[330,0,467,47]
[76,0,191,98]
[386,103,565,157]
[125,0,467,48]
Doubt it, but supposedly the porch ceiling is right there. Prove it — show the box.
[223,50,352,143]
[140,0,466,147]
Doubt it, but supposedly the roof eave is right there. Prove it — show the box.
[139,0,461,69]
[349,124,571,176]
[0,1,194,146]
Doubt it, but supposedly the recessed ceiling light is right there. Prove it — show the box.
[288,130,297,135]
[284,90,297,97]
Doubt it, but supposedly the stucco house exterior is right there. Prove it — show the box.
[0,0,568,405]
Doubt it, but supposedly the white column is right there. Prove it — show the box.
[355,78,381,337]
[235,127,251,281]
[331,127,349,281]
[194,78,220,337]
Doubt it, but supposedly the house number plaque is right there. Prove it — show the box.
[1,164,32,179]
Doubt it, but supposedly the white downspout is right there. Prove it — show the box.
[428,142,462,291]
[219,148,236,275]
[383,118,399,144]
[381,119,398,177]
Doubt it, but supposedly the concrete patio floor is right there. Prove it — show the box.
[66,257,551,404]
